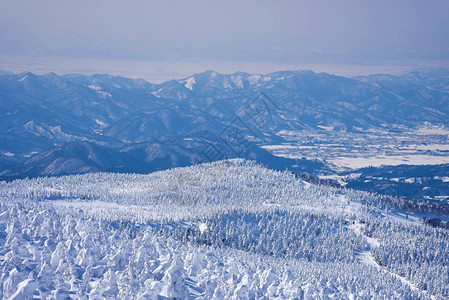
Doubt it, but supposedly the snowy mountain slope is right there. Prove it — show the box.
[1,160,448,298]
[0,135,328,179]
[0,198,425,299]
[0,141,153,178]
[1,69,449,178]
[355,68,449,93]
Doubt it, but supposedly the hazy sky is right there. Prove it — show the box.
[1,0,449,81]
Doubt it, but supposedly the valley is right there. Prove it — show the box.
[2,1,448,298]
[1,69,449,298]
[265,124,449,171]
[261,125,449,203]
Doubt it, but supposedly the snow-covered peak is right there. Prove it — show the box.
[230,74,244,89]
[183,76,196,91]
[249,75,261,85]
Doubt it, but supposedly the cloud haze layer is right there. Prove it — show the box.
[1,0,448,80]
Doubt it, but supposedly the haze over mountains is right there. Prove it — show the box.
[1,69,449,178]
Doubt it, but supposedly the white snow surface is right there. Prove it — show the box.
[18,75,28,82]
[0,159,444,299]
[183,76,196,91]
[348,221,435,299]
[87,85,101,90]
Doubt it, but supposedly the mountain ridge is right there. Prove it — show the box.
[1,68,448,178]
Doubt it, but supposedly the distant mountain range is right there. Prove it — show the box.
[1,69,449,178]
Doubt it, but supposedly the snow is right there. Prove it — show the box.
[184,76,196,91]
[384,210,449,224]
[150,87,164,97]
[198,223,207,233]
[95,119,108,128]
[222,79,232,89]
[349,220,436,299]
[265,128,449,172]
[348,222,380,248]
[231,75,243,88]
[403,144,449,151]
[262,144,313,151]
[349,222,421,293]
[8,278,38,300]
[317,125,335,131]
[248,75,261,85]
[414,124,449,135]
[86,85,111,98]
[18,75,28,82]
[0,160,444,299]
[437,176,449,183]
[97,91,112,98]
[329,154,449,170]
[87,85,102,90]
[262,76,271,82]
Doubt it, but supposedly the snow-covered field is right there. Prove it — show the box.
[328,155,449,170]
[263,127,449,171]
[1,160,448,299]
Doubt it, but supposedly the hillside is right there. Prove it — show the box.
[1,160,448,298]
[1,69,449,178]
